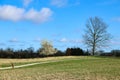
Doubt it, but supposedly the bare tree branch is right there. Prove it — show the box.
[83,17,111,55]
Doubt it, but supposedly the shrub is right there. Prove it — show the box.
[65,47,84,56]
[54,50,65,56]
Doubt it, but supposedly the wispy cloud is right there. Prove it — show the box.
[0,43,6,46]
[51,33,61,37]
[70,39,82,43]
[19,44,25,47]
[60,38,68,42]
[110,39,120,45]
[51,0,68,7]
[69,0,80,7]
[0,5,53,23]
[50,0,80,8]
[9,38,19,43]
[58,38,82,43]
[23,0,32,7]
[112,17,120,22]
[97,0,118,5]
[33,38,41,42]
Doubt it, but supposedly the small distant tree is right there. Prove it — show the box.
[39,40,57,56]
[83,17,111,55]
[27,47,34,53]
[111,50,120,57]
[5,48,14,58]
[66,48,71,56]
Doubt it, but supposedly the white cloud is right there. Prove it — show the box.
[60,38,68,42]
[0,5,24,21]
[23,0,32,7]
[25,8,53,23]
[0,5,53,23]
[51,0,68,7]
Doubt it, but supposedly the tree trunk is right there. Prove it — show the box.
[92,45,95,55]
[92,37,96,55]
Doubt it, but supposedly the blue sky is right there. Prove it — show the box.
[0,0,120,51]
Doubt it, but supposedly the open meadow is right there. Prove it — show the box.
[0,56,120,80]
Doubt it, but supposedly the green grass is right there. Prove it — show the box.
[0,56,120,80]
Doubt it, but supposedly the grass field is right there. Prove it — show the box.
[0,56,120,80]
[0,56,81,67]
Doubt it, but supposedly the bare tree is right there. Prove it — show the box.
[83,17,111,55]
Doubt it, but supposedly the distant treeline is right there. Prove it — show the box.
[0,47,89,58]
[0,47,120,58]
[100,50,120,57]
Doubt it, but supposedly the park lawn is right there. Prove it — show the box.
[0,56,120,80]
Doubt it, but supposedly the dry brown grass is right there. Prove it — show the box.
[0,69,120,80]
[0,56,90,67]
[0,56,77,64]
[0,56,119,80]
